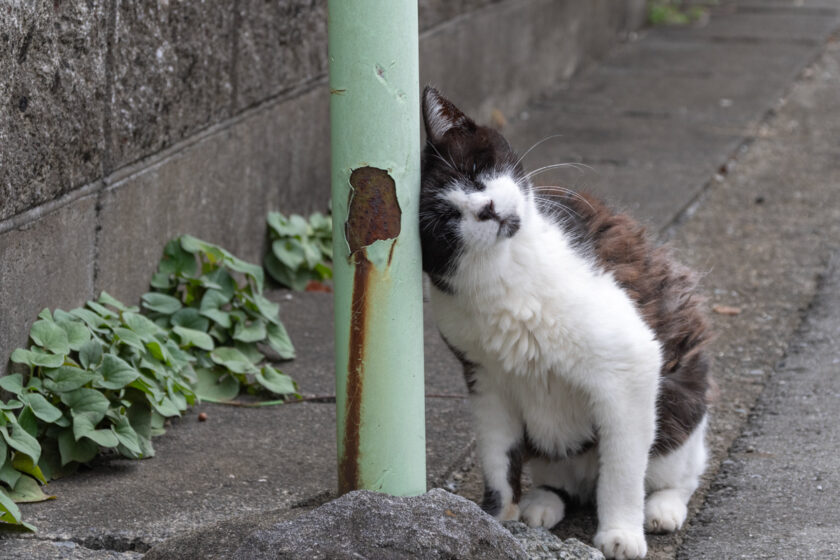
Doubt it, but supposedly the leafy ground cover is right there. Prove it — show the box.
[0,235,299,529]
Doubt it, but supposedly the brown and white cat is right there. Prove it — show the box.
[419,87,711,559]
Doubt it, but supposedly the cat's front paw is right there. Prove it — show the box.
[520,488,565,529]
[593,526,647,559]
[644,490,687,533]
[497,501,521,522]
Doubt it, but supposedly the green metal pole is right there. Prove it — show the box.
[328,0,426,496]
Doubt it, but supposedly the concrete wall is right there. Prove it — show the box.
[0,0,645,374]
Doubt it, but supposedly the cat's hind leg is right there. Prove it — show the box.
[520,450,598,529]
[644,416,708,533]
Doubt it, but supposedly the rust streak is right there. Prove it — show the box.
[339,257,370,494]
[338,166,401,494]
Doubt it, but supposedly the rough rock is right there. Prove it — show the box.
[144,488,528,560]
[504,521,605,560]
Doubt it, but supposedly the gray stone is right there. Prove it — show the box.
[0,195,97,376]
[0,0,107,221]
[234,0,328,112]
[110,0,235,169]
[0,538,142,560]
[504,521,605,560]
[145,489,529,560]
[96,87,330,305]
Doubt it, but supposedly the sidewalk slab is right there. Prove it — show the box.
[679,253,840,558]
[503,1,840,228]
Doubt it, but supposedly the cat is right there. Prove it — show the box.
[419,87,711,560]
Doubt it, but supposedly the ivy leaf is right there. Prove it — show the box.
[210,347,258,374]
[272,239,306,271]
[69,308,110,332]
[266,323,295,360]
[194,368,240,402]
[30,319,70,356]
[123,312,163,340]
[86,300,117,319]
[170,308,210,332]
[8,473,55,503]
[19,394,62,424]
[97,291,131,312]
[0,374,24,395]
[0,424,41,464]
[56,320,91,351]
[94,355,139,390]
[0,459,22,489]
[141,293,183,315]
[10,348,65,369]
[57,428,99,466]
[0,488,23,525]
[256,366,297,395]
[11,453,48,485]
[150,397,181,418]
[60,389,110,426]
[159,238,198,277]
[173,327,214,351]
[111,415,142,457]
[250,294,280,324]
[203,268,237,300]
[233,320,267,344]
[17,406,38,438]
[72,412,119,448]
[113,328,145,351]
[43,366,96,393]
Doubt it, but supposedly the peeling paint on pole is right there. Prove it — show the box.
[329,0,426,497]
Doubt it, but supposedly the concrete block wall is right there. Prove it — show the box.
[0,0,646,374]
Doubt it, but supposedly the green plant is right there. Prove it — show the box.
[1,292,198,529]
[146,235,298,401]
[1,235,300,530]
[648,0,710,25]
[265,211,333,291]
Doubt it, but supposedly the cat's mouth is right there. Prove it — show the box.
[477,200,521,238]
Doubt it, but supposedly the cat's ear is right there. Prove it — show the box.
[423,86,472,143]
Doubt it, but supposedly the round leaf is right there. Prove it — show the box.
[233,320,267,343]
[30,320,70,356]
[0,425,41,464]
[94,355,139,390]
[56,320,91,351]
[43,366,96,393]
[20,394,62,424]
[7,474,55,503]
[141,293,183,315]
[193,368,240,402]
[210,347,258,374]
[256,366,297,395]
[173,326,215,351]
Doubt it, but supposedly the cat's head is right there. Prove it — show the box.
[420,87,530,288]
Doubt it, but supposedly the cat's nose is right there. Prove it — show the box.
[477,200,500,222]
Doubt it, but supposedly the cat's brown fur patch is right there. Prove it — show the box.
[556,192,712,455]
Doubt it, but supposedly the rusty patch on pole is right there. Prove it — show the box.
[339,166,401,494]
[345,167,401,258]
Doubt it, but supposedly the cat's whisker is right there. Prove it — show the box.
[530,185,596,213]
[514,134,565,168]
[427,141,456,171]
[533,197,582,222]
